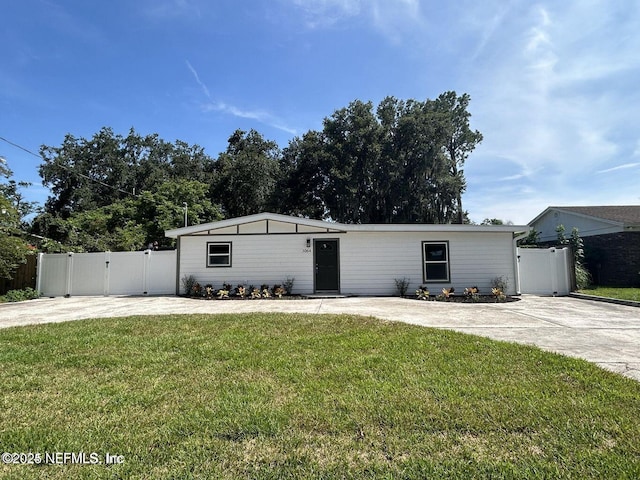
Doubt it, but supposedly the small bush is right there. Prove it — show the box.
[234,285,246,298]
[492,287,507,302]
[491,275,509,293]
[272,285,286,298]
[283,276,295,295]
[415,286,430,300]
[464,286,480,302]
[2,288,41,303]
[394,277,410,297]
[575,261,592,289]
[436,287,455,301]
[181,275,197,296]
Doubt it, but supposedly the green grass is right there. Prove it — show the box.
[578,286,640,302]
[1,313,639,479]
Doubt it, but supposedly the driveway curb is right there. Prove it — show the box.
[569,292,640,308]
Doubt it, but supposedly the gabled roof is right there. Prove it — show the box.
[165,212,529,238]
[529,206,640,227]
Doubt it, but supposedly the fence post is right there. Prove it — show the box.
[143,249,150,295]
[36,253,43,293]
[549,248,558,296]
[65,253,73,297]
[104,252,110,296]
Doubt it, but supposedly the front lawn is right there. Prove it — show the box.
[1,314,639,479]
[578,286,640,302]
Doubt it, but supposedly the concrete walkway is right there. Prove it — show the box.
[1,295,639,381]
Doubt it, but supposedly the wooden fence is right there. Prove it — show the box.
[0,254,37,295]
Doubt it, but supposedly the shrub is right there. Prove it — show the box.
[491,276,509,293]
[492,287,507,302]
[181,275,197,297]
[283,276,295,295]
[394,277,410,297]
[2,288,41,303]
[272,285,286,298]
[250,286,262,299]
[436,287,455,301]
[415,286,430,300]
[464,286,480,302]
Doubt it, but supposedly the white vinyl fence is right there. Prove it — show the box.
[517,247,573,295]
[37,250,176,297]
[36,247,572,297]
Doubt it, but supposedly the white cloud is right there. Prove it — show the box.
[185,60,210,98]
[596,163,640,174]
[286,0,425,42]
[185,59,297,136]
[459,1,640,222]
[203,102,298,135]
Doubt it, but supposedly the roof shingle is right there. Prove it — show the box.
[551,206,640,225]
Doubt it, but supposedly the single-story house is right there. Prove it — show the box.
[529,206,640,286]
[165,212,529,296]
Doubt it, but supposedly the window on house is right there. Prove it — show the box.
[422,241,450,282]
[207,242,232,267]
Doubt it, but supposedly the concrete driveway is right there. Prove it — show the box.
[1,295,639,381]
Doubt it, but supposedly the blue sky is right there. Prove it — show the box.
[1,0,639,225]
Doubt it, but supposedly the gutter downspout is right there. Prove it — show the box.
[512,230,530,295]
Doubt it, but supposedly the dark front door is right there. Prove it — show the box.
[314,239,339,292]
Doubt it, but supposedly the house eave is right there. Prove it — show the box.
[165,212,529,238]
[529,206,625,228]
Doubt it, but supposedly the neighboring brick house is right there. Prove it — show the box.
[529,206,640,287]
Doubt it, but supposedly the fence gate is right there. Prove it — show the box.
[37,250,176,297]
[517,247,573,295]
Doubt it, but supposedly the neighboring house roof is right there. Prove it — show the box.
[165,212,529,238]
[529,206,640,228]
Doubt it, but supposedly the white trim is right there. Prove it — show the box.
[166,212,528,238]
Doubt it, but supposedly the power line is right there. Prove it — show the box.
[0,135,136,197]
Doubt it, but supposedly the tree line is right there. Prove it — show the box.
[4,91,483,259]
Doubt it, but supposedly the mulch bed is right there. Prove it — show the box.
[410,295,520,303]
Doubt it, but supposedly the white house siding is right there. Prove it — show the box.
[339,231,516,296]
[178,230,517,296]
[532,211,619,241]
[179,233,321,294]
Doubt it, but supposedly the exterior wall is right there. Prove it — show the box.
[582,232,640,287]
[532,210,620,242]
[179,234,318,294]
[178,231,518,296]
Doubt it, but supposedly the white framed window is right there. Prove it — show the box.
[207,242,232,267]
[422,241,450,282]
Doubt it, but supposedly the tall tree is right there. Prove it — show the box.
[432,92,483,223]
[322,100,383,223]
[212,129,281,217]
[33,180,221,252]
[0,159,33,279]
[34,128,218,244]
[286,93,482,224]
[274,131,328,219]
[38,127,216,216]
